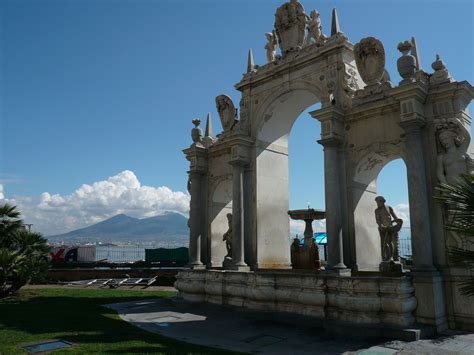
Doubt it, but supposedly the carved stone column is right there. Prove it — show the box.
[398,92,447,331]
[229,144,250,271]
[401,120,436,270]
[183,143,208,270]
[313,107,349,274]
[400,119,435,271]
[187,170,205,269]
[319,137,347,271]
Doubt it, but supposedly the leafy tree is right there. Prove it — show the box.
[436,174,474,296]
[0,203,49,297]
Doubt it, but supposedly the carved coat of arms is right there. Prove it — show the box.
[274,0,306,54]
[354,37,386,86]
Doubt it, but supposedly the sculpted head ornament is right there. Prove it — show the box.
[435,118,464,148]
[215,94,237,132]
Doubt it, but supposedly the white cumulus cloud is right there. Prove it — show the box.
[393,203,410,228]
[1,170,190,236]
[289,218,326,238]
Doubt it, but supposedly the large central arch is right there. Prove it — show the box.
[255,88,321,268]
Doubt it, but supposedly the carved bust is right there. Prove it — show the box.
[436,119,473,184]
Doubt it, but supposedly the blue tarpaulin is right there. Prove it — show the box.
[315,232,327,244]
[298,232,327,245]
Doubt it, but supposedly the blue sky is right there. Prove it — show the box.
[0,0,472,235]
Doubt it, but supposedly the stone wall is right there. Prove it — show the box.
[444,268,474,331]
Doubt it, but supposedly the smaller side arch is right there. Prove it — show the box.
[348,149,408,271]
[208,176,232,268]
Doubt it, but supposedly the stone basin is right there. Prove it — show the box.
[288,208,326,270]
[288,208,325,221]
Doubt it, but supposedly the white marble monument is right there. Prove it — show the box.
[178,1,474,335]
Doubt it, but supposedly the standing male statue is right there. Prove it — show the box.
[374,196,403,262]
[222,213,233,259]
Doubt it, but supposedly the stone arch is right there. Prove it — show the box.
[350,148,408,271]
[253,80,324,138]
[209,177,232,268]
[253,86,322,268]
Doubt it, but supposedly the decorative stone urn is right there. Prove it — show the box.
[430,54,453,85]
[397,40,417,85]
[191,119,203,144]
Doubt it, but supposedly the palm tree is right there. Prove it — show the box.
[0,203,49,297]
[436,174,474,296]
[0,249,27,297]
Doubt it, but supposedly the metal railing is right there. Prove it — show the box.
[316,229,412,262]
[399,236,412,258]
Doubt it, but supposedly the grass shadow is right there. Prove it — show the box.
[0,288,241,354]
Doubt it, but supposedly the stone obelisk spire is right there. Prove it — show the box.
[331,7,342,36]
[205,112,213,138]
[247,49,255,73]
[203,112,215,148]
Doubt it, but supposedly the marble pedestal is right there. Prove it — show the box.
[380,260,404,276]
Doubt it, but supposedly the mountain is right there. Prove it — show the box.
[47,212,189,244]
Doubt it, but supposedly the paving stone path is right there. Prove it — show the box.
[105,297,474,354]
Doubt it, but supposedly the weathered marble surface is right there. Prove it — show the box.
[175,270,417,327]
[182,0,474,334]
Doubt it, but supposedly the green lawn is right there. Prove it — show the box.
[0,288,237,354]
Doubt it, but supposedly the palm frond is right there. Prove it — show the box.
[0,204,21,219]
[435,174,474,237]
[447,247,474,266]
[458,279,474,297]
[12,230,49,256]
[0,203,24,241]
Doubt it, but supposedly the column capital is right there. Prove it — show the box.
[229,159,248,167]
[391,81,428,102]
[311,107,345,142]
[188,169,206,177]
[183,143,208,156]
[184,148,208,172]
[229,144,250,165]
[309,106,345,122]
[317,136,343,148]
[399,118,425,133]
